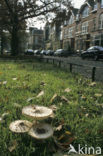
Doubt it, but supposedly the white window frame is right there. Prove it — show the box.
[68,27,74,38]
[82,6,89,18]
[82,22,88,34]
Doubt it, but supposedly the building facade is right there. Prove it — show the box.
[28,27,44,50]
[62,0,103,51]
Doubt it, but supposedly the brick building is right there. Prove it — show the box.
[44,10,66,50]
[62,0,103,52]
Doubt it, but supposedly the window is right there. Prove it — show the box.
[93,18,96,31]
[82,22,88,34]
[68,15,74,25]
[99,14,103,29]
[68,27,73,38]
[82,6,89,18]
[64,29,68,39]
[101,0,103,8]
[93,3,97,10]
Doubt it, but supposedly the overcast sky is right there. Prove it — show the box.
[73,0,85,8]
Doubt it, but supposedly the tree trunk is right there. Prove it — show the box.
[1,30,4,55]
[11,25,19,56]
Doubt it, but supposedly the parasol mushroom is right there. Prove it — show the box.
[22,105,53,120]
[9,120,32,133]
[28,123,53,139]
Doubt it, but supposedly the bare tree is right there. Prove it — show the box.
[0,0,64,55]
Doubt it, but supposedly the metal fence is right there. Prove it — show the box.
[39,56,103,82]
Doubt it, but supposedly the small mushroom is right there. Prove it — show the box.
[22,105,53,120]
[9,120,32,133]
[28,123,53,139]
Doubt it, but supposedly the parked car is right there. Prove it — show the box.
[40,50,47,55]
[45,50,54,56]
[54,49,70,57]
[34,50,41,55]
[4,49,11,54]
[81,46,103,60]
[25,49,34,55]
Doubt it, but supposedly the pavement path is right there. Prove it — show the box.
[42,55,103,82]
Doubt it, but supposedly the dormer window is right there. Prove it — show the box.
[93,3,97,10]
[68,14,74,25]
[76,14,79,21]
[82,6,89,18]
[101,0,103,8]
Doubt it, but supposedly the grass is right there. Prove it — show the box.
[0,59,103,156]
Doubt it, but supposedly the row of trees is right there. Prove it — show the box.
[0,0,71,55]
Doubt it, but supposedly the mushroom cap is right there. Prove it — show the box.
[28,123,53,139]
[9,120,32,133]
[22,105,53,120]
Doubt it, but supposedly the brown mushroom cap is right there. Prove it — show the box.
[28,123,53,139]
[22,105,53,120]
[9,120,32,133]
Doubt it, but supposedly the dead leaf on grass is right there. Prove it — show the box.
[56,125,63,131]
[50,94,58,103]
[81,95,87,100]
[2,112,10,119]
[94,93,102,97]
[89,82,96,87]
[27,97,35,102]
[36,91,44,98]
[64,88,71,93]
[61,96,69,103]
[13,103,22,108]
[85,113,89,117]
[2,81,7,85]
[0,117,3,123]
[12,78,17,81]
[8,140,18,152]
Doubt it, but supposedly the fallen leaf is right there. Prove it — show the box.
[8,140,18,152]
[0,72,2,75]
[36,91,44,98]
[64,88,71,93]
[2,81,7,85]
[2,112,10,119]
[95,93,102,97]
[0,117,3,123]
[27,97,35,102]
[56,125,63,131]
[50,94,58,103]
[12,78,17,81]
[89,82,96,87]
[85,113,89,117]
[81,95,87,100]
[61,96,69,103]
[13,103,22,108]
[65,131,71,135]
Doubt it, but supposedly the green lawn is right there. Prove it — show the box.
[0,59,103,156]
